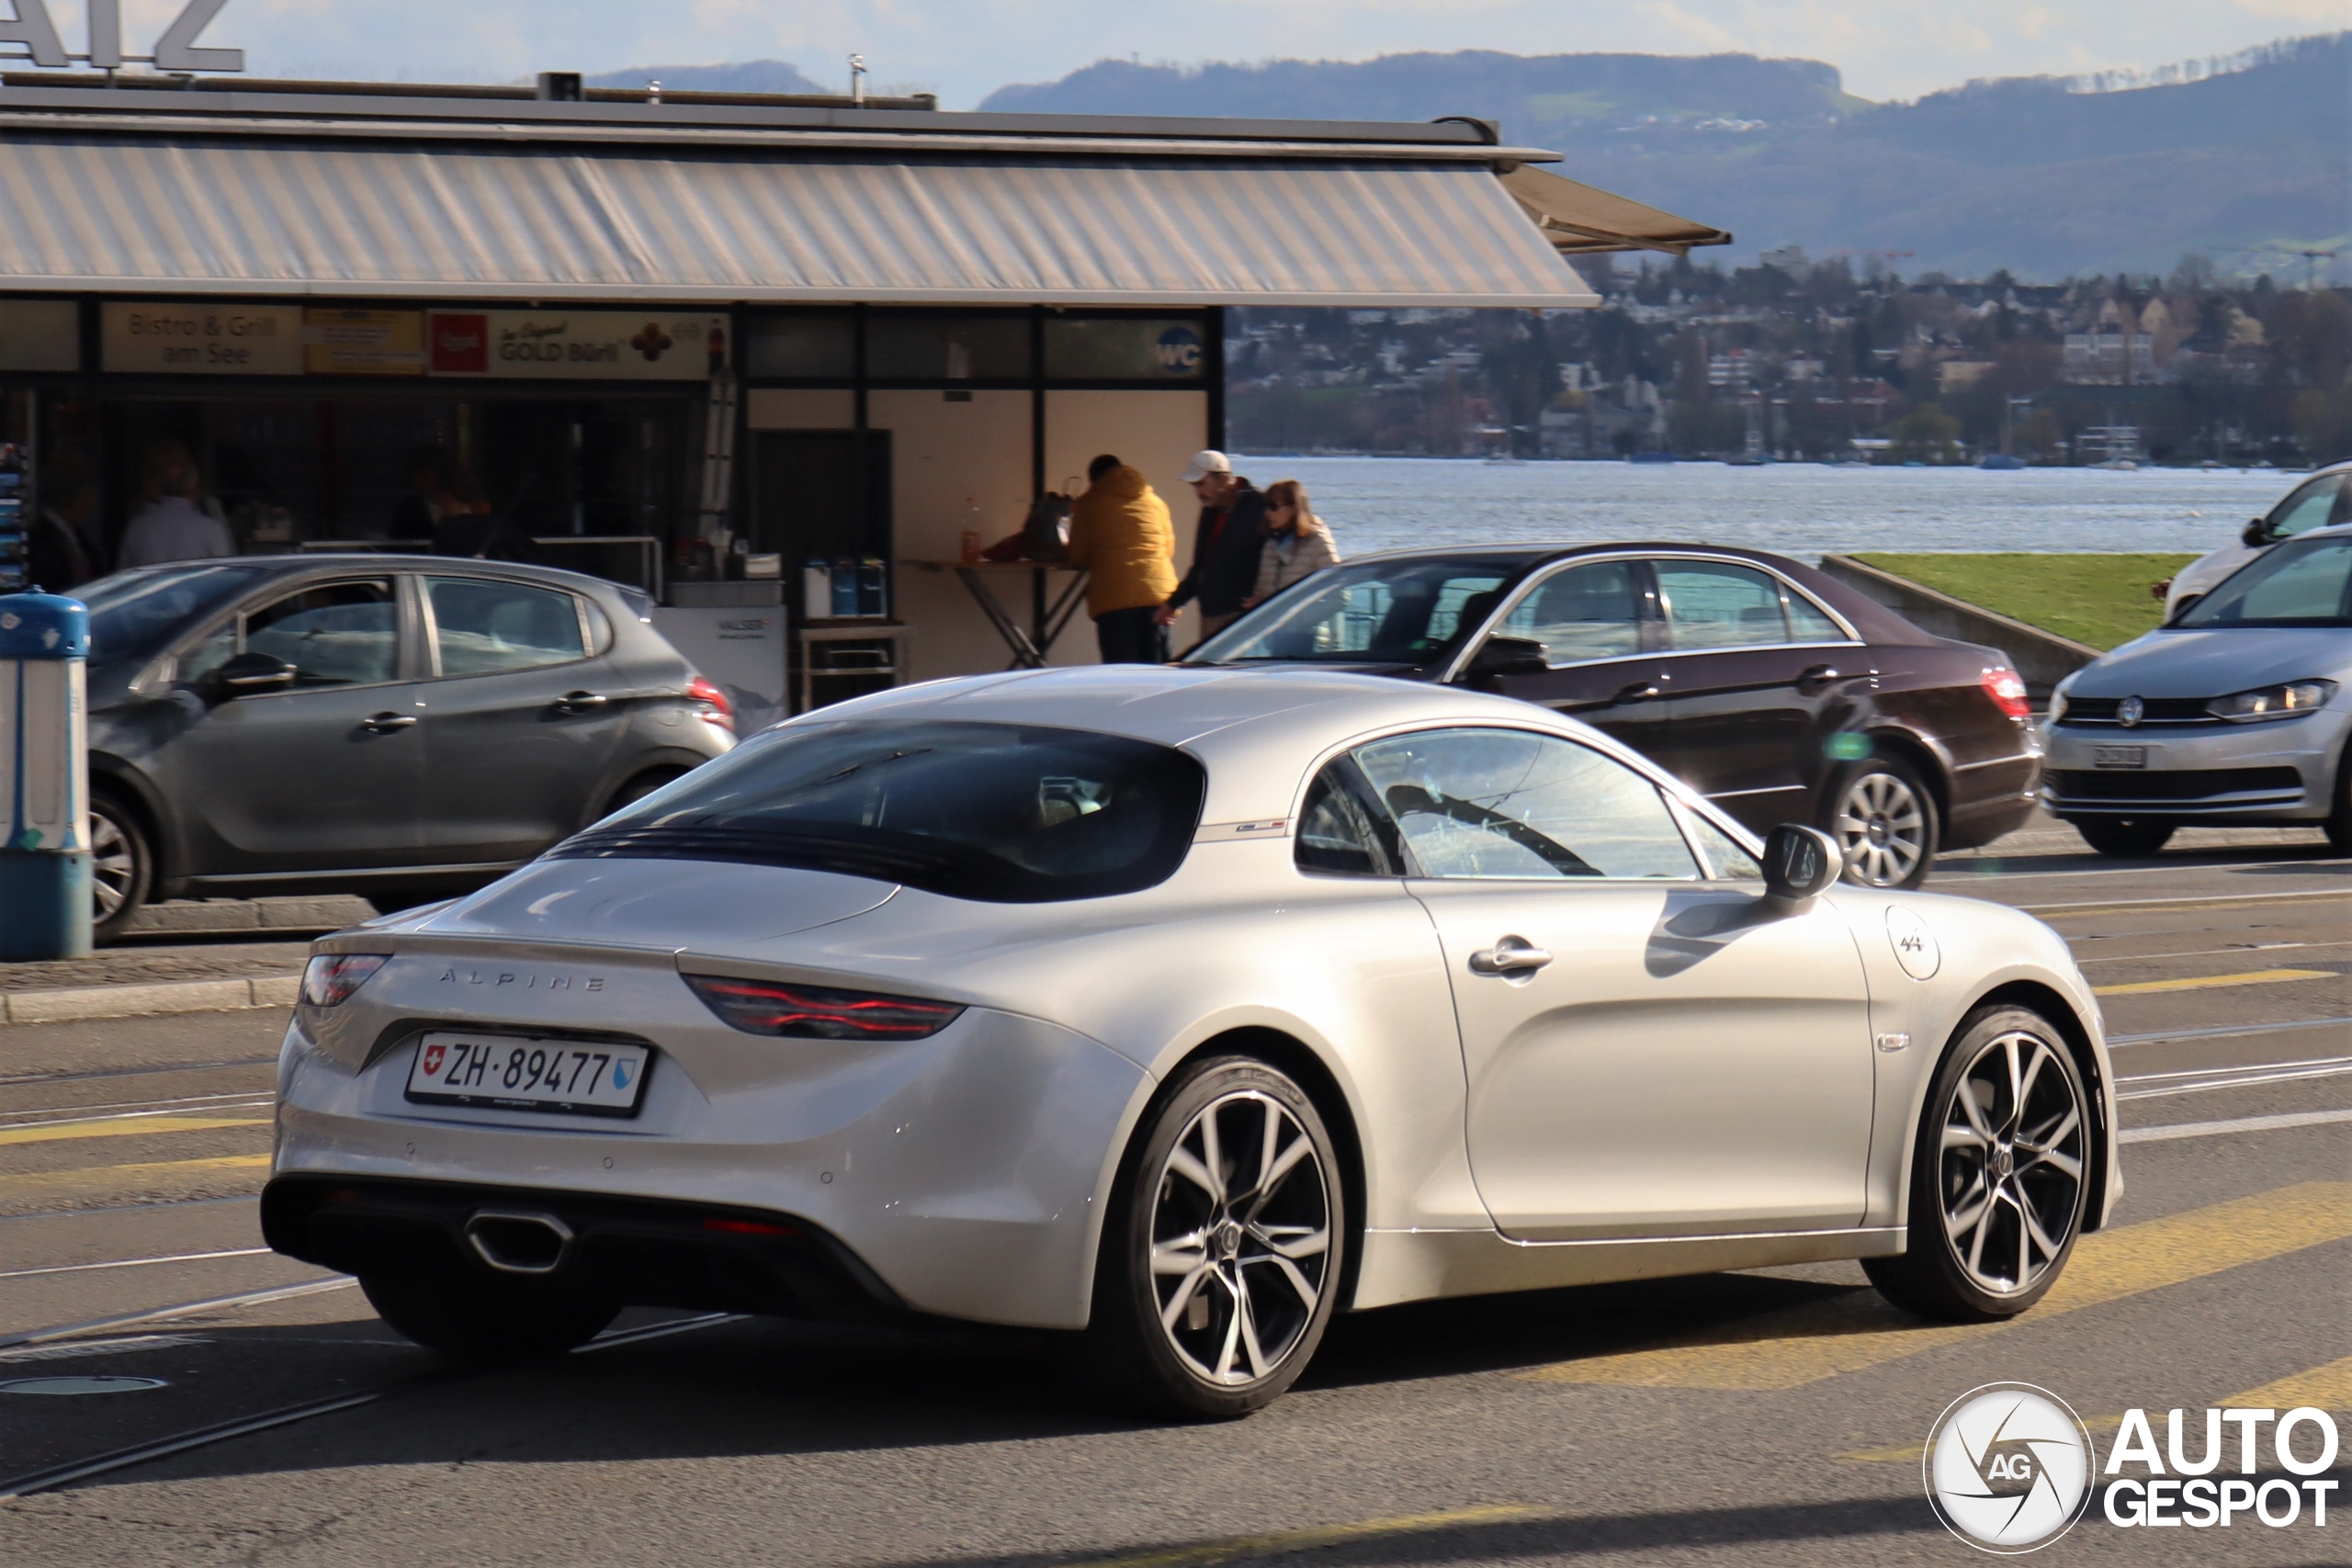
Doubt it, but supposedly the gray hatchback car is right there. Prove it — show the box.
[78,556,735,940]
[2045,524,2352,855]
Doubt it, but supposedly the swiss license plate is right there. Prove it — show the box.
[2092,746,2147,769]
[405,1032,651,1117]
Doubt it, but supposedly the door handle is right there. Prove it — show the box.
[1469,936,1554,976]
[1612,682,1661,705]
[360,712,418,733]
[1796,664,1841,693]
[554,691,612,713]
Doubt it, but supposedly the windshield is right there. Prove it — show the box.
[78,566,267,666]
[1188,557,1527,666]
[551,720,1205,902]
[2178,535,2352,628]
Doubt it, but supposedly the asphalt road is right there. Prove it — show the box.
[0,825,2346,1567]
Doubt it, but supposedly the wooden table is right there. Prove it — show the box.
[909,558,1091,670]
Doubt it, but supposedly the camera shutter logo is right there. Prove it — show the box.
[1924,1382,2094,1553]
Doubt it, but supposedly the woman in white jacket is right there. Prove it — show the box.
[1246,479,1341,607]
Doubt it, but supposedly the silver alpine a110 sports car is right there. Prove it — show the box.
[265,667,2121,1416]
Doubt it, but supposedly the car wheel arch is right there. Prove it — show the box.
[1854,726,1953,827]
[86,761,177,895]
[1110,1025,1371,1317]
[1920,980,2114,1236]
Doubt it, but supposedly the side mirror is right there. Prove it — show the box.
[2241,518,2267,547]
[215,650,297,693]
[1761,823,1844,905]
[1464,636,1548,680]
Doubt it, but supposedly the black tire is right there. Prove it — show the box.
[1820,754,1939,890]
[2074,818,2176,857]
[360,1269,619,1362]
[604,767,687,819]
[1084,1055,1345,1419]
[1864,1005,2092,1322]
[87,790,153,945]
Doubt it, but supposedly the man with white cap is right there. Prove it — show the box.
[1155,449,1268,639]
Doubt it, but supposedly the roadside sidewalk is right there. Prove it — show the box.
[0,897,370,1026]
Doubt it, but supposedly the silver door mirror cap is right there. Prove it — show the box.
[1761,823,1844,905]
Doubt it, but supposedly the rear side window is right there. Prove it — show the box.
[1658,561,1792,649]
[553,721,1205,902]
[428,578,587,677]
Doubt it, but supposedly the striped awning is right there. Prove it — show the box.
[0,132,1599,307]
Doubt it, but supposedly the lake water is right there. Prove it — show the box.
[1235,458,2296,562]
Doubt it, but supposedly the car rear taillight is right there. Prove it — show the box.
[687,674,735,735]
[1980,666,2030,720]
[682,974,965,1040]
[300,953,388,1008]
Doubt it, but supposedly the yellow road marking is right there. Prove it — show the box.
[2225,1352,2352,1413]
[1838,1356,2352,1464]
[1062,1505,1540,1568]
[0,1154,272,1199]
[1523,1182,2352,1392]
[2094,968,2333,997]
[0,1115,268,1149]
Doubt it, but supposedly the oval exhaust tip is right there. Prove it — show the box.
[465,1210,574,1274]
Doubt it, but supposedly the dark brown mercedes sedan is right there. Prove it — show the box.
[1182,543,2041,887]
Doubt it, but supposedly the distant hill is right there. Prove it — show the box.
[981,36,2349,280]
[586,60,831,96]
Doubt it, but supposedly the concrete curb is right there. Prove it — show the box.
[1818,554,2103,697]
[2,975,300,1025]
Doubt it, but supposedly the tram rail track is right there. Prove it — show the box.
[0,1308,741,1502]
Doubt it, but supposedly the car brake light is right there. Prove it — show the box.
[301,953,388,1007]
[687,674,735,735]
[1980,666,2030,720]
[682,974,965,1040]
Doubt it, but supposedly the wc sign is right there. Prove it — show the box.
[1156,326,1204,375]
[0,0,243,73]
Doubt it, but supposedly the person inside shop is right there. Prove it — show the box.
[1065,453,1178,664]
[119,441,234,569]
[1243,479,1341,609]
[1155,449,1267,640]
[398,448,496,556]
[28,451,102,589]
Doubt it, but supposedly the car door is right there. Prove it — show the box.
[154,575,428,874]
[1351,726,1874,1240]
[1472,558,1679,760]
[417,572,633,863]
[1648,558,1860,831]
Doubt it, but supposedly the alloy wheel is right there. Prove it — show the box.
[1834,770,1928,886]
[89,807,138,921]
[1936,1030,2086,1297]
[1148,1089,1331,1387]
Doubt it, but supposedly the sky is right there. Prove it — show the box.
[37,0,2344,107]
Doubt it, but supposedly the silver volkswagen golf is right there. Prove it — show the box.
[2047,524,2352,855]
[266,667,2120,1416]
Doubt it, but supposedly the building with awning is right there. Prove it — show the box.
[0,74,1725,708]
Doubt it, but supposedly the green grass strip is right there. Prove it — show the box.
[1851,553,2200,651]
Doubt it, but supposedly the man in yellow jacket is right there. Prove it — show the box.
[1064,455,1178,663]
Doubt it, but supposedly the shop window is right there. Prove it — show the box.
[428,577,587,676]
[1043,318,1206,380]
[742,316,855,380]
[865,314,1030,382]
